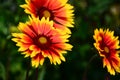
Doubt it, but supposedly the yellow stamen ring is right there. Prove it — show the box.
[43,10,51,18]
[104,47,109,53]
[39,36,47,44]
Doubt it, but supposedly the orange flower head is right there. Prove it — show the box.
[93,28,120,75]
[20,0,74,33]
[12,17,73,68]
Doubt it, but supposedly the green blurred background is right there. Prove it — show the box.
[0,0,120,80]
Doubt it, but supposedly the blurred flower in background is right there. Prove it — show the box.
[20,0,74,33]
[93,28,120,75]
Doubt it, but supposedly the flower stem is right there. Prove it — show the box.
[35,67,39,80]
[25,58,31,80]
[105,72,110,80]
[82,54,97,80]
[25,67,30,80]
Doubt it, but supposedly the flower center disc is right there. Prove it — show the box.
[43,10,51,18]
[104,47,109,53]
[39,37,47,44]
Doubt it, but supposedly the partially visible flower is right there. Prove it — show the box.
[93,28,120,75]
[12,17,73,68]
[20,0,74,33]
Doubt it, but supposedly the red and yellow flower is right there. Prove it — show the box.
[93,28,120,75]
[20,0,74,33]
[12,17,73,67]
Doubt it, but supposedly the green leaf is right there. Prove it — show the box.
[0,62,6,80]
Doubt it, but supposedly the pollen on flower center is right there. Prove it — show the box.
[104,46,109,53]
[38,36,47,44]
[43,10,51,18]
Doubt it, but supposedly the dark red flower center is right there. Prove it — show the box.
[38,36,47,44]
[33,35,52,50]
[99,36,111,58]
[100,45,111,58]
[104,46,109,53]
[37,7,54,20]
